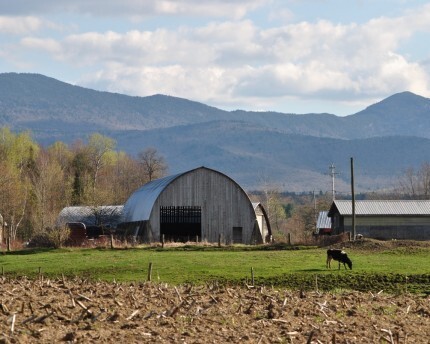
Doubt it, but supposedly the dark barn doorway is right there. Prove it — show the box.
[160,206,201,242]
[233,227,243,244]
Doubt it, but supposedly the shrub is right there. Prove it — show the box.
[28,226,70,248]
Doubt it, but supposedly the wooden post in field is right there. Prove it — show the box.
[147,262,153,282]
[110,234,114,249]
[315,275,318,292]
[288,233,291,245]
[161,234,165,248]
[218,233,222,247]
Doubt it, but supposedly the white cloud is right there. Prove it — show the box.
[5,2,430,112]
[0,16,47,35]
[0,0,267,19]
[21,37,62,54]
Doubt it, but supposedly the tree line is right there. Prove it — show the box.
[0,128,167,248]
[2,125,427,249]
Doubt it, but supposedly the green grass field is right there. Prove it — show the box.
[1,244,430,293]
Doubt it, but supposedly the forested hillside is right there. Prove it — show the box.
[1,73,430,191]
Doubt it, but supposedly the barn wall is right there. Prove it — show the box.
[344,216,430,227]
[341,216,430,240]
[148,168,259,244]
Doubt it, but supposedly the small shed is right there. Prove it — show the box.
[57,205,124,239]
[120,166,271,244]
[328,200,430,240]
[316,211,332,235]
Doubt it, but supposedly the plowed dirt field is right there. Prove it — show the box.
[1,276,429,343]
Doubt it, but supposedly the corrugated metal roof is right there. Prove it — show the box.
[332,200,430,216]
[57,206,124,227]
[317,211,332,229]
[122,171,185,222]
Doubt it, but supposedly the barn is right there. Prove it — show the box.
[57,206,124,242]
[119,166,271,244]
[328,200,430,240]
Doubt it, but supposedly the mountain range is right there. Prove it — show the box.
[1,72,430,192]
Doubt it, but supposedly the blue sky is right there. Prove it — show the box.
[0,0,429,115]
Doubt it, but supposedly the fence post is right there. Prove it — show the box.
[161,234,165,248]
[147,262,153,282]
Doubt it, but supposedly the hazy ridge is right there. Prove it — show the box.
[2,72,430,192]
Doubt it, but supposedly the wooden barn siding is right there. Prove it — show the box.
[340,216,430,240]
[148,169,259,244]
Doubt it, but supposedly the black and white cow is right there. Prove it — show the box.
[326,249,352,270]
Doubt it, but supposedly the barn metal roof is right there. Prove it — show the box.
[252,202,261,210]
[57,206,124,227]
[122,171,188,222]
[317,211,332,229]
[329,200,430,216]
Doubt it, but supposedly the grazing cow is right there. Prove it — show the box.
[326,249,352,270]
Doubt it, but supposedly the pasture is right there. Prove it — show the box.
[1,240,429,293]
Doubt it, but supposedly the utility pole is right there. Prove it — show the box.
[313,190,317,233]
[350,157,356,241]
[329,163,339,200]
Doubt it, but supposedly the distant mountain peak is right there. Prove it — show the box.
[381,91,428,103]
[353,91,430,118]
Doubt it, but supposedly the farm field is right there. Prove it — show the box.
[1,239,430,291]
[0,275,429,342]
[0,239,429,342]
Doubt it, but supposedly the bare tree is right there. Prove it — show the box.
[87,133,116,195]
[138,147,168,182]
[29,149,68,233]
[110,152,142,204]
[398,163,430,199]
[418,162,430,198]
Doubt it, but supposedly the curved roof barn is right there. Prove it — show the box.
[57,206,124,228]
[121,166,271,244]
